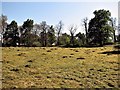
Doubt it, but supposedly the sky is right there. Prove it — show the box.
[1,1,119,34]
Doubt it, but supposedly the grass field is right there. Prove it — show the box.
[2,46,119,88]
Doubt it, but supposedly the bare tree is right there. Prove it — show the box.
[82,17,88,44]
[33,24,41,36]
[40,21,49,46]
[0,15,8,45]
[110,17,117,43]
[55,21,64,46]
[69,25,77,46]
[0,15,8,34]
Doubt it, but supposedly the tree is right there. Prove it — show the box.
[19,26,25,45]
[82,17,88,45]
[0,15,8,45]
[101,25,113,44]
[110,17,117,43]
[76,32,86,46]
[59,33,70,46]
[55,21,64,46]
[33,23,41,35]
[117,34,120,43]
[88,9,112,46]
[47,25,56,46]
[118,24,120,43]
[20,19,34,46]
[27,33,40,47]
[0,14,8,34]
[39,21,49,47]
[3,20,19,46]
[69,25,77,46]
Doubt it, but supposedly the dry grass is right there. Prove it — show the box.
[2,46,119,88]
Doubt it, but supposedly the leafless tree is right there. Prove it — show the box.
[0,15,8,34]
[69,24,77,46]
[55,21,64,46]
[0,15,7,45]
[110,17,117,43]
[40,21,49,46]
[33,24,41,36]
[82,17,88,44]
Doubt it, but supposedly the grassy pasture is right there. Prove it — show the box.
[2,46,119,88]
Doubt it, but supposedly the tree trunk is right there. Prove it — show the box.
[57,36,60,46]
[85,23,88,45]
[113,29,116,43]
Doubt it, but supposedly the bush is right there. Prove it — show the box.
[32,41,41,47]
[104,42,114,45]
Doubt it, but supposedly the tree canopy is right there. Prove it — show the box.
[0,9,118,47]
[88,9,113,46]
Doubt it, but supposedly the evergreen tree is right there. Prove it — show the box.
[3,20,19,46]
[88,9,113,46]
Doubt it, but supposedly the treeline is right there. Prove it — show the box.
[0,9,119,47]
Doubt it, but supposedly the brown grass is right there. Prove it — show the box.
[2,46,119,88]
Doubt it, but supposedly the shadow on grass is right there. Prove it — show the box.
[114,45,120,49]
[100,50,120,55]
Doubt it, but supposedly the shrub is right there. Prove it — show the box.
[32,41,41,47]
